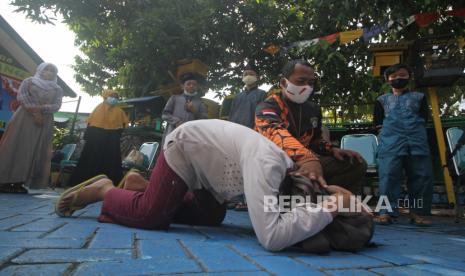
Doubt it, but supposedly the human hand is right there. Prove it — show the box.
[26,106,41,113]
[291,160,327,188]
[318,191,350,218]
[325,185,352,196]
[32,113,44,126]
[332,148,364,163]
[185,101,196,113]
[325,185,372,215]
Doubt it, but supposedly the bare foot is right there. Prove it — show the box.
[122,172,149,192]
[58,178,114,215]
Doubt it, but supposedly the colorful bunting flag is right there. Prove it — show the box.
[393,15,416,31]
[264,7,465,55]
[263,44,281,55]
[279,38,319,55]
[415,12,440,27]
[340,29,363,44]
[291,38,319,49]
[387,20,396,28]
[446,7,465,17]
[363,22,390,42]
[406,15,417,27]
[320,33,340,44]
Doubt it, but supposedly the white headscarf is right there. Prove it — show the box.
[30,62,60,91]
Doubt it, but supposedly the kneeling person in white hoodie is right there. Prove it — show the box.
[57,119,360,251]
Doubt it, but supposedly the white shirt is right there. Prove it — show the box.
[164,119,333,251]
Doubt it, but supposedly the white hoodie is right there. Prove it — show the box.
[164,119,333,251]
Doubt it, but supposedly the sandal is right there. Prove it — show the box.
[410,214,432,227]
[374,214,393,225]
[55,174,107,217]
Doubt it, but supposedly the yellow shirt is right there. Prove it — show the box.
[87,102,129,130]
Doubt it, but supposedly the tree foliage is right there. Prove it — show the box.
[10,0,465,119]
[52,126,79,150]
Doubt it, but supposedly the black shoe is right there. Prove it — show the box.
[0,183,28,194]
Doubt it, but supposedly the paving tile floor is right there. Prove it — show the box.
[0,190,465,275]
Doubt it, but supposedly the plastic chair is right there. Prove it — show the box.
[446,127,465,220]
[446,127,465,177]
[59,144,76,162]
[139,142,159,171]
[123,142,160,172]
[50,143,77,188]
[340,134,378,174]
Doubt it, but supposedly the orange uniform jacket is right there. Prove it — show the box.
[255,93,332,164]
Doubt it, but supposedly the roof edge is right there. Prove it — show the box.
[0,15,77,97]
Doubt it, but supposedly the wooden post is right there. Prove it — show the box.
[69,96,81,136]
[428,87,456,206]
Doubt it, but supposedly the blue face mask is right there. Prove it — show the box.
[106,96,119,106]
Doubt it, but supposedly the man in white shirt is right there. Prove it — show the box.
[57,119,355,251]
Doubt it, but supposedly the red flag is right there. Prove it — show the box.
[320,33,340,44]
[414,12,440,27]
[446,8,465,18]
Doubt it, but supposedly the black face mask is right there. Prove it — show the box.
[390,78,409,89]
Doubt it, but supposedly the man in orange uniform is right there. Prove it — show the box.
[255,60,366,193]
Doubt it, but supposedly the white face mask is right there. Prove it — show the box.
[184,90,198,97]
[106,96,119,106]
[282,79,313,104]
[242,75,258,86]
